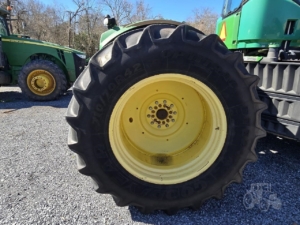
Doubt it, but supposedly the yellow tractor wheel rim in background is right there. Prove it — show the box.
[27,70,56,96]
[109,74,227,185]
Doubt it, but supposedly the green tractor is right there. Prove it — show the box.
[216,0,300,141]
[0,7,86,101]
[66,0,300,214]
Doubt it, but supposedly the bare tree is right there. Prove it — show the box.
[71,0,106,56]
[187,8,219,35]
[64,0,86,47]
[100,0,157,25]
[100,0,132,25]
[128,0,151,23]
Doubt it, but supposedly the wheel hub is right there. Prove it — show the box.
[31,75,49,91]
[146,99,177,129]
[26,70,56,96]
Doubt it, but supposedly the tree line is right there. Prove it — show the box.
[0,0,219,57]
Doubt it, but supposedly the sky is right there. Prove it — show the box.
[45,0,224,22]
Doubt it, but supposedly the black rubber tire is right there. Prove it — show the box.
[18,59,67,101]
[66,24,266,213]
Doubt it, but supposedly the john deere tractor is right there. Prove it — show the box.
[216,0,300,141]
[0,7,86,100]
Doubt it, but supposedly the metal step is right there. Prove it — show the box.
[258,91,300,122]
[245,62,300,96]
[261,115,300,141]
[245,61,300,140]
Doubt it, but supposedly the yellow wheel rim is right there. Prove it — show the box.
[109,74,227,185]
[27,70,56,96]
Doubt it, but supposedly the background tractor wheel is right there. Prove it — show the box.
[18,59,67,101]
[66,24,266,213]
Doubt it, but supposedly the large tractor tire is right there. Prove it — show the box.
[66,24,266,213]
[18,59,67,101]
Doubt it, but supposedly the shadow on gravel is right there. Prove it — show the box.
[0,90,73,110]
[128,134,300,224]
[257,133,300,154]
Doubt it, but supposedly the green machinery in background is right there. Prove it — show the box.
[216,0,300,141]
[0,7,86,100]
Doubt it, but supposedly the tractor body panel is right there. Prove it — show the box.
[216,0,300,50]
[1,36,84,83]
[217,0,300,141]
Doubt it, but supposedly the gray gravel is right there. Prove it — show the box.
[0,87,300,225]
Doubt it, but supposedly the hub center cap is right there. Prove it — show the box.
[157,109,168,120]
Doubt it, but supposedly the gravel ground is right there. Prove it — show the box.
[0,87,300,225]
